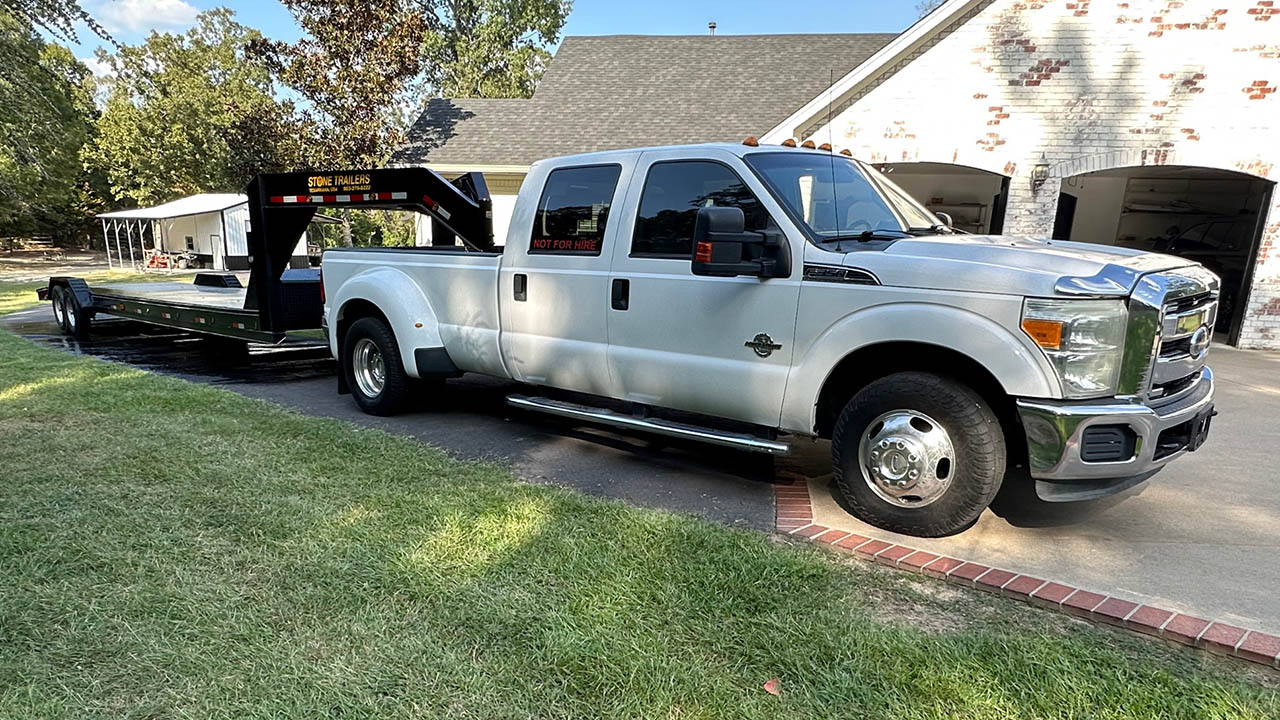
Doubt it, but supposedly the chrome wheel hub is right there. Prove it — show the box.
[352,338,386,398]
[858,409,956,508]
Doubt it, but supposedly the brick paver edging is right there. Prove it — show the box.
[772,474,1280,670]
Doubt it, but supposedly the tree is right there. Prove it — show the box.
[255,0,569,244]
[0,0,107,42]
[251,0,429,170]
[422,0,570,99]
[0,10,99,240]
[916,0,945,18]
[82,9,309,207]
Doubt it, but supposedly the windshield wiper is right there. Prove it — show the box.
[821,230,911,244]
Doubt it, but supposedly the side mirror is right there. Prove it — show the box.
[935,211,953,228]
[691,206,790,278]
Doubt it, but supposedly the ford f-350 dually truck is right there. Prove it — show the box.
[256,142,1217,537]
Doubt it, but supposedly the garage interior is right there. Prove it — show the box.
[874,162,1010,234]
[1052,166,1275,344]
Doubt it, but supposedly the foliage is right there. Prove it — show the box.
[256,0,572,170]
[916,0,945,18]
[251,0,430,169]
[81,9,309,207]
[0,0,107,42]
[0,10,99,240]
[0,330,1277,718]
[422,0,571,99]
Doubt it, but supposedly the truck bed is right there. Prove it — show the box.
[321,247,507,377]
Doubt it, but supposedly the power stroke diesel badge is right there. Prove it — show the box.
[745,333,783,358]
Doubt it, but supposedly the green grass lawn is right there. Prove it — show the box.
[0,271,163,316]
[0,330,1276,719]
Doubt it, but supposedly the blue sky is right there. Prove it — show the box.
[59,0,924,72]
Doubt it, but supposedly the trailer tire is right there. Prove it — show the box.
[54,286,92,339]
[343,317,412,416]
[831,372,1005,538]
[51,286,70,334]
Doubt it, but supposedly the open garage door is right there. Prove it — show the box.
[1052,166,1274,345]
[873,162,1010,234]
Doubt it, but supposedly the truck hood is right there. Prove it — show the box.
[863,234,1199,297]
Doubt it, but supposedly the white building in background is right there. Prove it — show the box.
[98,193,307,271]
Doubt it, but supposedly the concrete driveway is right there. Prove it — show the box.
[5,305,1278,633]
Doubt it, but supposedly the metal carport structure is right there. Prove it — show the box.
[97,194,248,270]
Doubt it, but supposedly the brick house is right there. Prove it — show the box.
[763,0,1280,348]
[399,3,1279,347]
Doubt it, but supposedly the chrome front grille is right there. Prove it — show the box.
[1152,293,1216,393]
[1117,266,1220,401]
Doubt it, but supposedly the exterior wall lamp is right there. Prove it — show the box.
[1030,154,1050,193]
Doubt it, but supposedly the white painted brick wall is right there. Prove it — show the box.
[799,0,1280,349]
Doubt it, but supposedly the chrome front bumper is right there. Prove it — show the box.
[1016,367,1214,501]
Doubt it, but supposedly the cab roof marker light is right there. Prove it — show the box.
[781,138,797,147]
[818,142,832,151]
[801,140,816,149]
[742,136,759,147]
[840,149,853,156]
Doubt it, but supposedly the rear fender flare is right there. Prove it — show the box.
[332,267,442,379]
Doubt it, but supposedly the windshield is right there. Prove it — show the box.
[744,152,943,242]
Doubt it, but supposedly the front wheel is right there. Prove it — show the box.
[342,317,412,416]
[831,372,1005,537]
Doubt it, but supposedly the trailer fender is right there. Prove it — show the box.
[47,277,95,311]
[779,302,1061,435]
[331,267,444,380]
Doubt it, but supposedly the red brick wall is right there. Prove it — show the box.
[792,0,1280,348]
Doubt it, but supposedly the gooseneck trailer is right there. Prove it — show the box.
[41,167,492,343]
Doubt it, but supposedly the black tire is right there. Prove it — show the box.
[56,286,92,339]
[51,286,70,334]
[832,371,1005,537]
[342,317,412,416]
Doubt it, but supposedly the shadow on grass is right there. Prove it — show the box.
[1,330,1277,719]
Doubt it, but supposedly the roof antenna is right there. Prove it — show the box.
[708,21,716,36]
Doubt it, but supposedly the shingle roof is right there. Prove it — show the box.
[394,33,896,168]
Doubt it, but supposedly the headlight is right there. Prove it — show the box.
[1021,298,1128,399]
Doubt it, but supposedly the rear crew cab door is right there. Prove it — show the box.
[498,156,636,396]
[605,148,803,427]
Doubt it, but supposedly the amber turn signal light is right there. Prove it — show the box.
[694,241,714,263]
[1021,318,1064,350]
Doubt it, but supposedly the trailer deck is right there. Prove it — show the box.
[39,272,306,343]
[91,280,249,311]
[41,165,492,346]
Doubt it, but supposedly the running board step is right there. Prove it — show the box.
[506,395,791,456]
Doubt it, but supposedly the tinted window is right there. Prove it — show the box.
[632,161,767,258]
[529,165,621,255]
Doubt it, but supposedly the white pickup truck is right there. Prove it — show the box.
[310,142,1218,537]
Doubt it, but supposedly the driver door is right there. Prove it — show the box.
[605,149,803,427]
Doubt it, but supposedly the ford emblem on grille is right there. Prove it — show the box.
[1189,325,1211,359]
